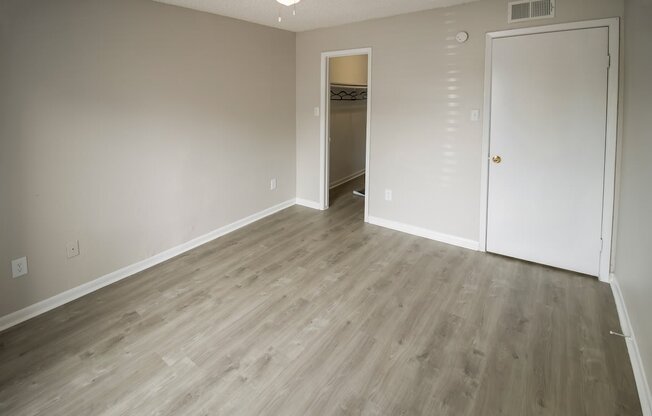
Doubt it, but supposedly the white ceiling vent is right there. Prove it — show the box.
[508,0,555,23]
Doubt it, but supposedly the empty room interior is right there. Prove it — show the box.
[1,0,651,414]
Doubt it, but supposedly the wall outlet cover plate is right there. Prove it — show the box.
[12,257,28,278]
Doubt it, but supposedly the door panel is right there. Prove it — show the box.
[486,28,609,276]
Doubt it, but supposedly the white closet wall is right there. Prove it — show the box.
[329,99,367,185]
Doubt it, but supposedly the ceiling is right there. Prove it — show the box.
[153,0,481,32]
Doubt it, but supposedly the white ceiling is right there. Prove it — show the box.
[153,0,481,32]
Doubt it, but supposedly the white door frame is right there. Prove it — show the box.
[320,47,372,221]
[479,18,620,282]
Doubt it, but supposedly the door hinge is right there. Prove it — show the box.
[607,54,611,69]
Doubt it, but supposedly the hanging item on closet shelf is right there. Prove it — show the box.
[330,84,367,101]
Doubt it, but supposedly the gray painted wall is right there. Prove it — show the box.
[615,0,652,404]
[0,0,296,316]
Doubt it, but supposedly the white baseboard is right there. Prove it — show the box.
[0,198,296,333]
[367,216,480,251]
[610,274,652,416]
[295,198,322,210]
[329,169,365,189]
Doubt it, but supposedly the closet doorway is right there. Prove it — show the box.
[319,48,371,221]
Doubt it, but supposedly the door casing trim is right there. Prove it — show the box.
[319,48,372,221]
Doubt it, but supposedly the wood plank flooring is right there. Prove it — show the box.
[0,176,642,415]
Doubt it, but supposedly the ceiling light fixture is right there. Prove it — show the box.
[276,0,299,22]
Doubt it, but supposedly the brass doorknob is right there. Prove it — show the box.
[492,155,502,164]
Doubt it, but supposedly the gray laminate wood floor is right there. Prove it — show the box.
[0,177,642,415]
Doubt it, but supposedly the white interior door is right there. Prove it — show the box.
[486,27,609,276]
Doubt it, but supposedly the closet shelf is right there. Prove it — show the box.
[330,84,367,101]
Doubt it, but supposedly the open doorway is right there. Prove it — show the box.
[320,48,371,220]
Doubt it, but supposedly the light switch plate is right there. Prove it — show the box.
[12,257,28,278]
[471,109,480,121]
[385,189,393,201]
[270,178,277,190]
[67,240,80,258]
[314,107,320,117]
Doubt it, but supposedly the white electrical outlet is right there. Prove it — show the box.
[11,257,28,278]
[67,240,80,258]
[385,189,393,201]
[270,178,277,190]
[470,109,480,121]
[313,107,320,117]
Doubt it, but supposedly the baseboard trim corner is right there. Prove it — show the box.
[295,198,322,210]
[610,273,652,416]
[329,169,365,189]
[0,198,296,333]
[367,216,479,251]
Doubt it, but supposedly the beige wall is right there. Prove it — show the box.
[615,0,652,404]
[0,0,296,317]
[296,0,624,241]
[329,55,368,86]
